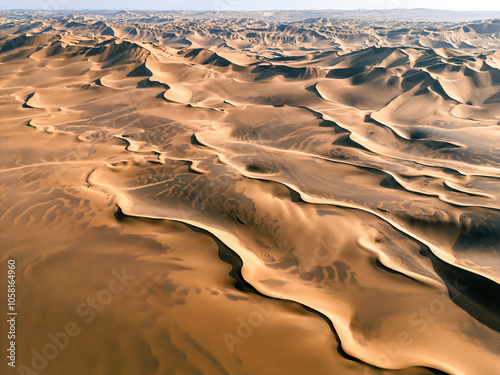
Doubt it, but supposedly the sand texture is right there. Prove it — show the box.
[0,10,499,375]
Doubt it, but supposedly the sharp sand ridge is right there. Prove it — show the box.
[0,10,499,375]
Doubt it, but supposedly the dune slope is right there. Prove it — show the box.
[0,11,499,375]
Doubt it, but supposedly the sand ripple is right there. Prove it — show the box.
[1,12,499,375]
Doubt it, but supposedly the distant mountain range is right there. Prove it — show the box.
[1,8,500,22]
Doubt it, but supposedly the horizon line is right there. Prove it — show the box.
[2,8,500,12]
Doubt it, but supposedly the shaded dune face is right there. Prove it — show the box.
[0,13,499,375]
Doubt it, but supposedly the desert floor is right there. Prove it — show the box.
[1,10,499,375]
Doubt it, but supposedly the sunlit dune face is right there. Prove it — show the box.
[0,10,499,375]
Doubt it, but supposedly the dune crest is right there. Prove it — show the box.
[1,10,499,375]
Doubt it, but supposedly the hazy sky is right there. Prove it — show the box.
[3,0,500,11]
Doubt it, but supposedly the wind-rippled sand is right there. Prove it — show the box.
[0,10,499,375]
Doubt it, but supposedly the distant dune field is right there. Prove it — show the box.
[0,10,499,375]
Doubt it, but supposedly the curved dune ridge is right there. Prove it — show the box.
[0,11,499,375]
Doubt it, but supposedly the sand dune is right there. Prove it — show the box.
[0,10,499,375]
